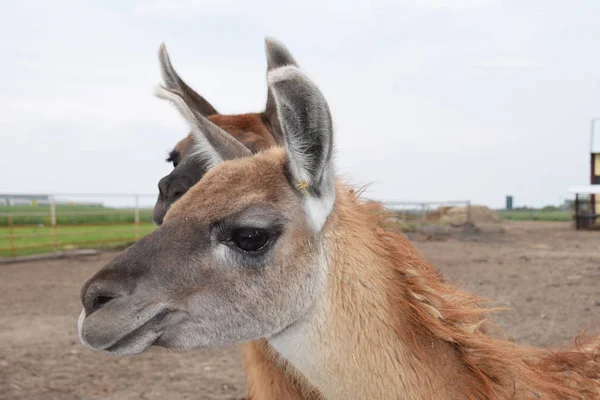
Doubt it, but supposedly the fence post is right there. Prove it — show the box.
[575,194,580,230]
[134,195,140,241]
[50,196,57,253]
[8,215,15,257]
[466,200,472,224]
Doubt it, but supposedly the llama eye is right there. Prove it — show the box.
[230,228,269,252]
[166,150,180,168]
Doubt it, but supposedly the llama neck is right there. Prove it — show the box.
[269,188,482,400]
[270,187,599,399]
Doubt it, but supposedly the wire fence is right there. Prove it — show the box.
[382,200,473,230]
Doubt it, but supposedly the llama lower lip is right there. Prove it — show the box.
[104,311,168,354]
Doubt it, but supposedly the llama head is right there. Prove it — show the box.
[78,43,335,355]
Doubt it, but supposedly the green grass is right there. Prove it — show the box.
[498,209,572,222]
[0,204,154,225]
[0,223,156,257]
[0,204,158,257]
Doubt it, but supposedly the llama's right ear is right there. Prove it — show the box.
[158,43,218,117]
[265,37,298,71]
[155,86,251,168]
[268,66,335,232]
[264,38,299,145]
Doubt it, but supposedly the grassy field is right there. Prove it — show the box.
[0,204,156,257]
[0,204,154,225]
[498,209,572,221]
[0,223,156,257]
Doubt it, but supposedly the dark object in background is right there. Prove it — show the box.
[506,195,513,210]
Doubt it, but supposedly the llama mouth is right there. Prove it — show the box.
[103,310,169,355]
[78,302,171,354]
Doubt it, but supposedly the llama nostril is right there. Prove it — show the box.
[93,295,115,311]
[81,273,128,317]
[85,293,118,316]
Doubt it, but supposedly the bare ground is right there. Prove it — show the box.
[1,221,598,399]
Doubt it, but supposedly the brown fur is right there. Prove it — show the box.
[322,187,600,399]
[172,133,194,159]
[208,113,276,153]
[159,147,600,399]
[83,143,598,399]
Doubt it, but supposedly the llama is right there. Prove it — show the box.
[152,43,277,225]
[79,39,599,399]
[151,41,315,399]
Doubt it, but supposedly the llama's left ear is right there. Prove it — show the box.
[158,43,219,117]
[268,65,335,231]
[264,38,299,145]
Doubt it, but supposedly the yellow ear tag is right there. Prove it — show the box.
[296,181,310,196]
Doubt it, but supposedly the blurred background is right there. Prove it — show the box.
[1,1,599,399]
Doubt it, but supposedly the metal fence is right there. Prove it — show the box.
[382,200,472,228]
[0,193,473,259]
[0,193,157,259]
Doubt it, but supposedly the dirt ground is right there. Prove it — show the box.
[1,221,599,400]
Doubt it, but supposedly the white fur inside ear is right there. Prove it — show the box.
[304,171,335,232]
[154,85,222,168]
[305,195,333,232]
[267,65,304,86]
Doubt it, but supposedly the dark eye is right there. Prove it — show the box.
[166,150,180,168]
[230,228,269,252]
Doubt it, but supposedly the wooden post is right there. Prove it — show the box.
[134,195,140,241]
[50,196,57,252]
[8,215,15,257]
[466,201,472,224]
[575,194,580,230]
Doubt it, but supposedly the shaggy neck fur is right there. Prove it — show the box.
[270,184,599,400]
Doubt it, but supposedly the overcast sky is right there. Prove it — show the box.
[2,0,599,208]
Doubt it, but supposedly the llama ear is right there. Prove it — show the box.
[158,43,218,117]
[264,38,299,145]
[155,86,251,168]
[265,37,298,71]
[268,65,335,231]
